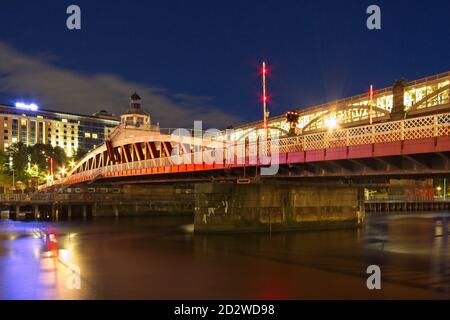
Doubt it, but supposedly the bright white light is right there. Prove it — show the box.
[15,102,39,111]
[59,167,67,176]
[324,117,338,129]
[58,249,72,261]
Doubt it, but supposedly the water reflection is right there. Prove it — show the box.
[0,213,449,299]
[0,222,83,299]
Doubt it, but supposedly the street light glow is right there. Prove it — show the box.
[324,117,338,129]
[59,167,67,176]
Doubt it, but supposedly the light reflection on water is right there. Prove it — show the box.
[0,221,84,299]
[0,213,449,299]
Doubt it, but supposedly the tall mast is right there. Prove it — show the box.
[369,84,374,124]
[262,61,268,128]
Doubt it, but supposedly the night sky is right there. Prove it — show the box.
[0,0,449,128]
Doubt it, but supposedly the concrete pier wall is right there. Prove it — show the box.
[94,184,194,217]
[194,183,364,233]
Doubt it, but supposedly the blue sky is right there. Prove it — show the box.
[0,0,449,128]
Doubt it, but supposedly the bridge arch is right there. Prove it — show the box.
[406,83,450,114]
[302,104,390,132]
[234,126,289,142]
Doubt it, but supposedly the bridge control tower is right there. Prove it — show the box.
[120,92,154,129]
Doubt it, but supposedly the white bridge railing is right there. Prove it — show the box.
[58,111,450,185]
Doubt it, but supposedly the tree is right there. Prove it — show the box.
[73,147,88,161]
[0,150,10,186]
[29,143,51,171]
[0,150,8,173]
[51,146,67,167]
[6,143,29,181]
[5,143,69,185]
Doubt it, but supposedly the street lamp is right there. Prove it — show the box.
[285,111,300,135]
[436,186,442,197]
[45,174,53,186]
[324,117,338,130]
[59,166,67,177]
[8,156,16,192]
[10,169,16,192]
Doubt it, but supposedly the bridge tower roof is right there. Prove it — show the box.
[120,92,151,127]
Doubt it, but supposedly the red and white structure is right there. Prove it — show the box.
[46,71,450,187]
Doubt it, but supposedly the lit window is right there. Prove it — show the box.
[84,132,91,138]
[21,119,27,125]
[3,123,7,128]
[62,119,68,123]
[92,133,98,139]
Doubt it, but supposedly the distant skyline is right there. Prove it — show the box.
[0,0,449,128]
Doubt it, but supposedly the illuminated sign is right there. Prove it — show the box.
[15,102,39,111]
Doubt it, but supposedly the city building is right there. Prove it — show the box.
[0,102,120,157]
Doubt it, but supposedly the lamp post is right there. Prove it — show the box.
[8,156,16,192]
[11,169,15,192]
[444,178,447,201]
[286,111,300,136]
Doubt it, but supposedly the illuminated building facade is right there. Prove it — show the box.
[0,103,119,157]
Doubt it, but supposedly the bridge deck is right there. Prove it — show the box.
[51,111,450,186]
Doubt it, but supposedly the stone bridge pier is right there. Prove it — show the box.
[194,182,365,233]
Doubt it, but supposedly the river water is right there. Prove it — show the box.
[0,212,449,299]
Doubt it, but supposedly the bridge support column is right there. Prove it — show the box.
[194,182,364,234]
[7,206,14,220]
[1,207,10,220]
[33,205,39,220]
[114,205,119,218]
[82,205,87,220]
[67,205,72,220]
[15,205,20,220]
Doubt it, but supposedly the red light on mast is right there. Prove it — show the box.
[261,61,269,130]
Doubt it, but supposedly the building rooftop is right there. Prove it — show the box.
[0,103,120,123]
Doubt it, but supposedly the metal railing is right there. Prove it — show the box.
[365,195,449,202]
[1,192,193,203]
